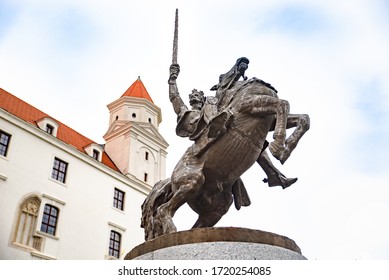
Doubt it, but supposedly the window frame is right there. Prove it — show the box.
[45,124,54,135]
[51,157,68,184]
[92,149,100,160]
[144,173,148,182]
[113,188,125,211]
[40,204,59,236]
[108,230,121,259]
[0,130,11,157]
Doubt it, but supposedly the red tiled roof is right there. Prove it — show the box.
[122,77,154,103]
[0,88,120,172]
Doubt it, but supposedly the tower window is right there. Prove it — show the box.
[115,116,119,121]
[132,113,136,118]
[144,173,148,182]
[148,118,152,123]
[145,151,149,161]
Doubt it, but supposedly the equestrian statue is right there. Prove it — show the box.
[141,10,310,241]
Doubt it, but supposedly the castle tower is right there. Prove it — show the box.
[104,77,168,186]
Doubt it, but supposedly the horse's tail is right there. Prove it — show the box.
[141,178,173,240]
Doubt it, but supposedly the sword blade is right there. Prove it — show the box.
[172,9,178,64]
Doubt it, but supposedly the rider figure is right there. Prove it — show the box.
[168,63,297,189]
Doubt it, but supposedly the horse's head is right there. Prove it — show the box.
[211,57,250,91]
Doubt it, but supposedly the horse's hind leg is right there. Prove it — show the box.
[154,171,205,237]
[192,210,226,228]
[192,191,233,228]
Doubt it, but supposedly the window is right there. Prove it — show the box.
[0,130,11,157]
[132,113,136,118]
[51,157,68,183]
[148,118,152,123]
[40,204,59,235]
[145,151,149,161]
[84,144,103,161]
[45,124,54,135]
[113,188,125,211]
[36,117,58,137]
[109,230,121,258]
[13,196,41,250]
[144,173,148,182]
[92,149,100,160]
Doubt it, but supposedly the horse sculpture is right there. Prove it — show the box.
[141,57,310,241]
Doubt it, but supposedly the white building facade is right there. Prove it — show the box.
[0,78,168,259]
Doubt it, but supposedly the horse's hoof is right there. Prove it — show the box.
[279,147,291,164]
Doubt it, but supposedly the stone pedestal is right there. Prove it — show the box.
[125,227,306,260]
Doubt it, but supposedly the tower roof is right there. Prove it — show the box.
[121,77,154,103]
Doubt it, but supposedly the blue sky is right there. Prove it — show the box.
[1,0,389,260]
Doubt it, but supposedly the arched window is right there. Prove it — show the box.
[109,230,121,258]
[13,196,41,249]
[40,204,59,236]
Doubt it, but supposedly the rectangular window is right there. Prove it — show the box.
[0,130,11,157]
[51,157,68,183]
[144,173,148,182]
[145,151,149,161]
[92,149,100,160]
[113,188,125,211]
[40,204,59,235]
[45,124,54,135]
[109,230,121,258]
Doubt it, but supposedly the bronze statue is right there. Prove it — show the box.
[140,10,310,241]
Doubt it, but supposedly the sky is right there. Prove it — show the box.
[1,0,389,260]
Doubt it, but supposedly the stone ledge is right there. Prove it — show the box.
[125,227,304,260]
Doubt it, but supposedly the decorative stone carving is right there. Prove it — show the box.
[22,197,40,215]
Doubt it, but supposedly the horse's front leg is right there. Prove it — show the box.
[268,98,290,162]
[242,95,289,162]
[280,113,310,163]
